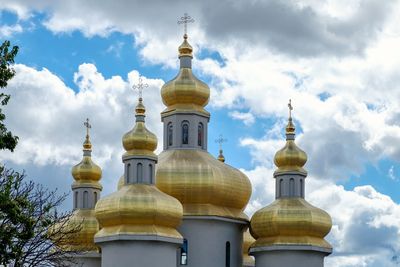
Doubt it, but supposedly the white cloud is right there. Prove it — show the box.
[229,111,255,126]
[0,24,23,38]
[1,63,165,196]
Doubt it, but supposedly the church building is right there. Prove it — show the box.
[62,25,332,267]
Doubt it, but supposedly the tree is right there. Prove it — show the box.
[0,40,19,152]
[0,166,82,267]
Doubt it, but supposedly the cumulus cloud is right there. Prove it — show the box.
[1,63,165,195]
[0,0,396,61]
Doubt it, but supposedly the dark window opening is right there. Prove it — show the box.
[168,123,173,146]
[225,241,231,267]
[198,123,203,147]
[180,239,188,265]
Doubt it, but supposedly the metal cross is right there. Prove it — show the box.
[132,75,148,99]
[178,13,194,35]
[84,118,91,136]
[288,99,293,118]
[215,134,227,150]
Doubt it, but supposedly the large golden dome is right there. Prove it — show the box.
[250,198,332,249]
[161,35,210,116]
[95,184,183,239]
[156,149,252,220]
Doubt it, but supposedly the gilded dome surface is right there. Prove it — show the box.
[243,230,255,266]
[156,149,252,220]
[58,209,100,252]
[95,184,183,239]
[178,34,193,58]
[161,36,210,115]
[250,198,332,249]
[122,99,157,156]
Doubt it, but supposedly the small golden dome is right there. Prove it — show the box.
[249,198,332,249]
[179,34,193,58]
[122,98,157,157]
[71,135,102,187]
[56,210,100,252]
[217,149,225,162]
[161,35,210,116]
[156,149,252,220]
[95,184,183,239]
[243,230,255,266]
[274,117,307,175]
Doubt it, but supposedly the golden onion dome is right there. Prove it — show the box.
[71,134,102,187]
[122,98,157,157]
[250,101,332,250]
[249,198,332,249]
[156,149,252,220]
[57,210,100,252]
[95,184,183,239]
[161,35,210,115]
[274,117,307,175]
[243,230,255,267]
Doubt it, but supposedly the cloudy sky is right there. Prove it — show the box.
[1,0,400,266]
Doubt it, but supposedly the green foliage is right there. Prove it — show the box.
[0,40,19,152]
[0,166,80,267]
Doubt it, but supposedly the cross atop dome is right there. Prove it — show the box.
[84,118,91,137]
[215,134,227,151]
[288,99,293,119]
[178,12,194,37]
[132,75,148,100]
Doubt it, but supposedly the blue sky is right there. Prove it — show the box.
[1,1,400,266]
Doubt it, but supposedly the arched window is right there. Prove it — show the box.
[137,163,143,183]
[225,241,231,267]
[94,192,98,205]
[127,163,131,183]
[182,122,189,144]
[300,179,304,197]
[168,123,173,146]
[289,178,295,197]
[83,191,89,208]
[198,123,203,147]
[149,164,153,183]
[180,239,188,265]
[279,179,283,197]
[74,191,78,209]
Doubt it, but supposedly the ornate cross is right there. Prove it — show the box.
[288,99,293,118]
[178,13,194,35]
[215,134,227,150]
[132,75,148,99]
[84,118,91,137]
